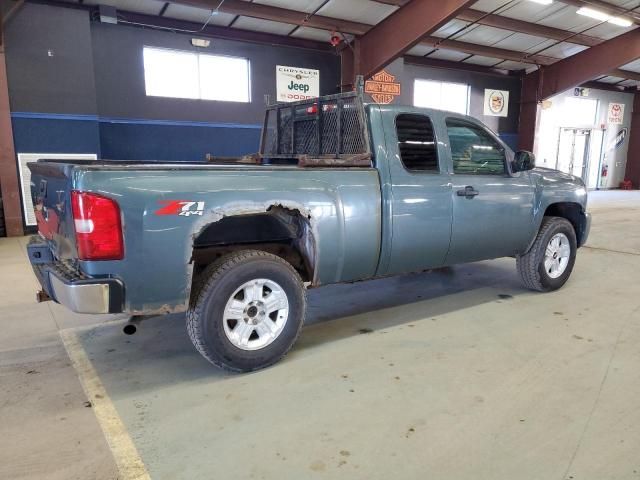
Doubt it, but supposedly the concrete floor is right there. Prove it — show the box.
[1,190,639,480]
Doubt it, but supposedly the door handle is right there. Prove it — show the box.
[457,186,479,198]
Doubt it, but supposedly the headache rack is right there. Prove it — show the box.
[259,88,372,168]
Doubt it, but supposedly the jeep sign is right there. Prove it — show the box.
[276,65,319,102]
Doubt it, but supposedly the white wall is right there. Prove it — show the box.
[533,87,634,189]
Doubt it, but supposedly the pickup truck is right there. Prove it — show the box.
[27,90,591,372]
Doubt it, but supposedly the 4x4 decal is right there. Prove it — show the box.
[155,200,205,217]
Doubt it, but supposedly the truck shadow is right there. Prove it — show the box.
[74,258,528,391]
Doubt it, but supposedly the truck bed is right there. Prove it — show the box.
[28,159,382,314]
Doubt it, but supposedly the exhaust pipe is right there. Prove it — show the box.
[123,315,144,335]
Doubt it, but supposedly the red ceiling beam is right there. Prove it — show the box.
[404,54,514,77]
[171,0,640,83]
[356,0,477,79]
[375,0,640,23]
[118,11,333,52]
[609,69,640,82]
[559,0,640,23]
[457,9,603,46]
[526,26,640,101]
[420,36,558,65]
[168,0,370,34]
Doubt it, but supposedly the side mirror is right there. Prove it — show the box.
[513,150,535,172]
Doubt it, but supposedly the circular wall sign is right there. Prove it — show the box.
[488,90,505,114]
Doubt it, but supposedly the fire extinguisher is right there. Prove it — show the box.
[601,164,608,177]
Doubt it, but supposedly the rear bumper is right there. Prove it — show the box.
[28,238,124,314]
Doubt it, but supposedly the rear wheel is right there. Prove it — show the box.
[517,216,577,292]
[187,250,306,372]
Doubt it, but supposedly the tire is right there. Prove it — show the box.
[186,250,306,373]
[517,216,577,292]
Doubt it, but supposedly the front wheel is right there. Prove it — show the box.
[517,216,577,292]
[187,250,306,372]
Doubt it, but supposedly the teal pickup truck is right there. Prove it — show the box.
[27,91,590,372]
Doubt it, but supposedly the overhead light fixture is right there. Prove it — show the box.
[577,7,633,26]
[577,7,610,21]
[527,0,553,5]
[608,16,633,27]
[191,38,211,48]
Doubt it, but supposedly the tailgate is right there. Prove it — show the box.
[27,161,79,260]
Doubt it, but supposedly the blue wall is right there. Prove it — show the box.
[11,114,101,155]
[98,120,261,161]
[11,113,262,161]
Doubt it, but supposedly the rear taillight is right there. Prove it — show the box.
[71,191,124,261]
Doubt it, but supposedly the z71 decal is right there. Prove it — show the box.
[155,200,205,217]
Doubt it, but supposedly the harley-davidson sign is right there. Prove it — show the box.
[365,70,401,104]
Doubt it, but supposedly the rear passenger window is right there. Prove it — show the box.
[446,118,506,175]
[395,114,438,172]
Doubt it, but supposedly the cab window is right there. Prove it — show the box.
[446,118,506,175]
[395,114,439,172]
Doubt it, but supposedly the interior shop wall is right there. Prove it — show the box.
[534,88,634,189]
[4,2,342,161]
[402,60,522,149]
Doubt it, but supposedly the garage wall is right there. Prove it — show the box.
[535,88,635,189]
[4,2,341,162]
[91,23,340,160]
[401,61,522,150]
[4,3,101,156]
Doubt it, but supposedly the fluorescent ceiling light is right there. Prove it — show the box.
[577,7,610,21]
[577,7,633,27]
[608,16,633,27]
[528,0,553,4]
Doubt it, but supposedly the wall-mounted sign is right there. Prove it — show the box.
[607,127,628,150]
[276,65,319,102]
[573,87,590,97]
[607,102,625,124]
[483,89,509,117]
[365,70,401,104]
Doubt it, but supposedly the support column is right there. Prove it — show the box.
[340,41,359,93]
[625,93,640,188]
[518,71,540,152]
[0,42,23,236]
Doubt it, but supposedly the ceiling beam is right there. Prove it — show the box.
[404,54,514,77]
[167,0,370,34]
[559,0,640,23]
[417,37,640,82]
[162,0,640,83]
[420,36,558,65]
[118,11,333,52]
[610,68,640,82]
[457,9,603,47]
[373,0,640,23]
[525,26,640,101]
[356,0,477,79]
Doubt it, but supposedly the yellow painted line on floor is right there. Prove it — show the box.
[59,328,151,480]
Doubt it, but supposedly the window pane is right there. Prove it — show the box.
[563,97,598,125]
[143,47,199,99]
[199,55,250,103]
[446,119,505,175]
[414,80,469,114]
[396,114,438,171]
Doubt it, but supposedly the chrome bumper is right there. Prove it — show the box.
[28,238,124,314]
[49,274,113,314]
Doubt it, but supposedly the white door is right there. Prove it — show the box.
[555,128,591,183]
